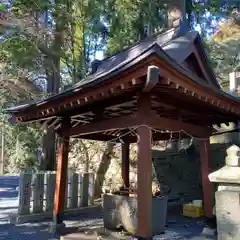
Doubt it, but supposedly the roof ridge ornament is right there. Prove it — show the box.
[90,59,102,74]
[173,18,190,39]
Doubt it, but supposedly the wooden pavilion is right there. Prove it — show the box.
[6,28,240,239]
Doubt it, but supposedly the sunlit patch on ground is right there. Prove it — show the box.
[0,188,11,192]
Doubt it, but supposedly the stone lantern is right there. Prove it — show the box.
[209,145,240,240]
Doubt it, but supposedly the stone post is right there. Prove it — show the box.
[18,173,32,215]
[229,72,240,95]
[209,145,240,240]
[65,175,69,209]
[80,173,89,207]
[45,172,56,212]
[88,173,95,205]
[69,173,78,209]
[78,173,83,207]
[32,173,44,213]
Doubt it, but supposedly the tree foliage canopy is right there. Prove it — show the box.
[0,0,239,173]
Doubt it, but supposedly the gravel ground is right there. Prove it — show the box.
[0,176,104,240]
[0,176,57,240]
[0,176,216,240]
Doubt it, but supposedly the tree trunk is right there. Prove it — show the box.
[40,126,56,170]
[0,127,4,175]
[40,66,59,170]
[94,142,115,198]
[40,11,63,171]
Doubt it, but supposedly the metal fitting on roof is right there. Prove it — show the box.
[143,65,160,92]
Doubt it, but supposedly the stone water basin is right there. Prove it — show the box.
[103,193,168,235]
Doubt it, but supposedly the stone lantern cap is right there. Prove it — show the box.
[209,145,240,184]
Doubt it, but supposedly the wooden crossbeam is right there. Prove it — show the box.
[68,114,138,137]
[67,110,211,138]
[145,112,212,137]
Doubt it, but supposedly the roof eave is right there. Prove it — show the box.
[6,44,163,118]
[7,41,240,123]
[194,34,221,89]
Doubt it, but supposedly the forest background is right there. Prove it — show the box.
[0,0,239,197]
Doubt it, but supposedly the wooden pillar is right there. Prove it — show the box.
[199,139,213,218]
[53,118,70,224]
[136,125,152,239]
[121,143,130,188]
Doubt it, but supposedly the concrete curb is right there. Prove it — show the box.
[64,204,102,218]
[9,204,102,224]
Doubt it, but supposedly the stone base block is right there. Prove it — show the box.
[216,190,240,240]
[8,204,101,224]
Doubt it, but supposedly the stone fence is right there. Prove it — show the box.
[17,171,95,223]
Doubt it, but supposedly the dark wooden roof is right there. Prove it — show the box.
[7,29,220,114]
[6,28,240,142]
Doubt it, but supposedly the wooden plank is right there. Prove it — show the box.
[199,139,213,218]
[53,118,70,224]
[136,125,152,238]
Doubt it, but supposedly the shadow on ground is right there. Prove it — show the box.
[0,176,19,197]
[0,222,59,240]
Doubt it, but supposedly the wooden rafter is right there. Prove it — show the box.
[14,60,150,122]
[151,92,238,124]
[151,56,240,115]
